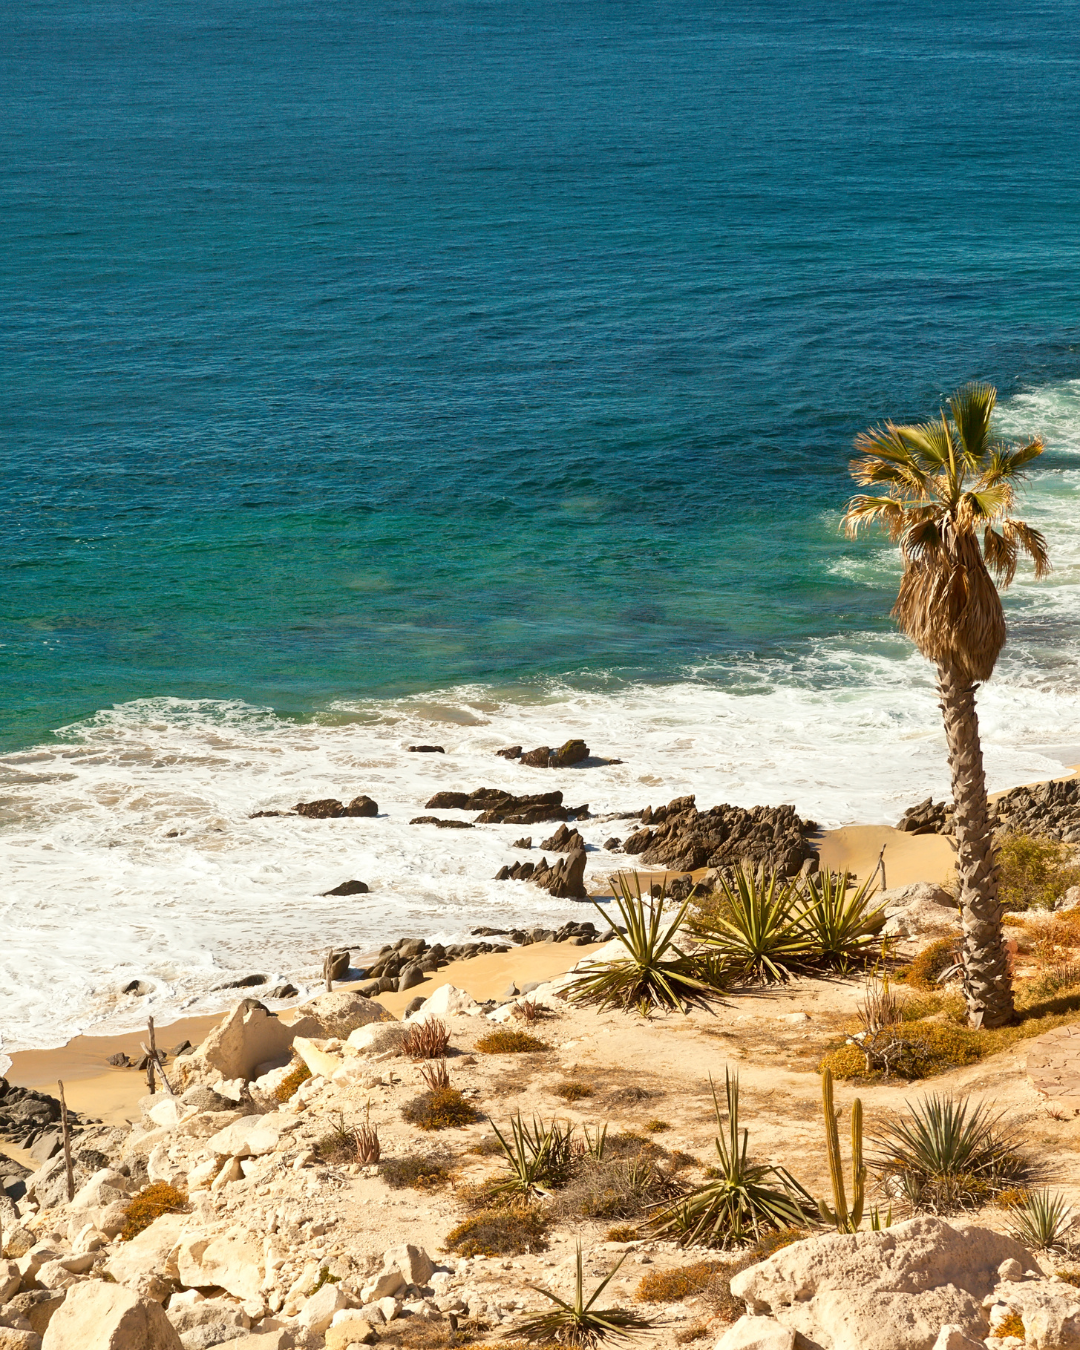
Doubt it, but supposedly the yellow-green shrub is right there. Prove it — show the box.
[121,1182,187,1241]
[998,832,1080,912]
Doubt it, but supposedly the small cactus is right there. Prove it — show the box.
[818,1066,865,1232]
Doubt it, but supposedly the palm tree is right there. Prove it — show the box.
[842,383,1049,1029]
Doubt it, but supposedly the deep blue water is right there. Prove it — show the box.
[4,0,1080,751]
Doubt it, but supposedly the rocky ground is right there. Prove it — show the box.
[6,895,1080,1350]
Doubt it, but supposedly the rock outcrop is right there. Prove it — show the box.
[292,796,378,819]
[422,788,587,825]
[728,1216,1039,1350]
[530,848,587,899]
[899,778,1080,844]
[624,796,818,877]
[538,824,585,853]
[41,1279,183,1349]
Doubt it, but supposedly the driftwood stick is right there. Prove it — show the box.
[148,1017,176,1096]
[57,1081,75,1202]
[324,947,334,993]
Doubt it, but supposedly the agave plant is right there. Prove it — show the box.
[1005,1190,1077,1253]
[489,1113,575,1201]
[650,1071,812,1247]
[564,875,726,1015]
[798,870,888,967]
[871,1094,1026,1213]
[691,865,817,984]
[513,1244,655,1346]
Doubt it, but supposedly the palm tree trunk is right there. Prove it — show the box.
[937,661,1014,1028]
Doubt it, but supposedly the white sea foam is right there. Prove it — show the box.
[3,379,1080,1057]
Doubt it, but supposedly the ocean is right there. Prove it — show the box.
[3,0,1080,1054]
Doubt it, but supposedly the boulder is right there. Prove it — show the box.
[532,847,587,899]
[6,1291,66,1336]
[984,1278,1080,1349]
[326,1312,377,1348]
[293,799,346,818]
[879,883,954,912]
[212,1332,292,1350]
[289,1037,343,1080]
[165,1295,249,1349]
[728,1217,1038,1350]
[175,1233,264,1302]
[550,739,589,767]
[203,1112,297,1159]
[0,1330,42,1350]
[345,795,378,817]
[383,1244,433,1287]
[716,1318,795,1350]
[1,1258,23,1301]
[297,1284,349,1334]
[282,991,392,1039]
[321,880,369,897]
[24,1129,126,1211]
[520,746,553,767]
[408,985,481,1020]
[539,823,586,853]
[932,1329,986,1350]
[174,1004,302,1088]
[40,1281,183,1349]
[105,1212,188,1302]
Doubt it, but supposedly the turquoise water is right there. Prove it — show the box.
[5,0,1080,751]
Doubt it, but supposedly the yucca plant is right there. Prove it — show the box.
[513,1244,655,1345]
[798,870,888,967]
[489,1114,575,1202]
[1006,1189,1077,1253]
[871,1094,1026,1213]
[691,865,817,984]
[650,1071,812,1248]
[565,876,726,1015]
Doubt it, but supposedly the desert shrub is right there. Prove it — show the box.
[1056,1268,1080,1288]
[650,1073,812,1248]
[1005,1189,1078,1252]
[512,1245,655,1346]
[606,1225,638,1242]
[274,1060,312,1101]
[871,1094,1028,1213]
[554,1081,594,1101]
[466,1135,504,1156]
[993,1312,1026,1340]
[675,1324,708,1343]
[820,1020,983,1083]
[403,1086,480,1130]
[402,1017,451,1060]
[420,1060,451,1090]
[1030,961,1080,999]
[998,832,1080,911]
[380,1155,454,1189]
[565,877,726,1015]
[518,999,547,1024]
[553,1153,680,1222]
[121,1182,188,1241]
[897,938,961,989]
[444,1206,549,1256]
[635,1261,723,1303]
[475,1028,549,1054]
[307,1266,340,1296]
[645,1119,670,1133]
[489,1114,575,1201]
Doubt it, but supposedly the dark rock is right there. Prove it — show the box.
[518,861,535,880]
[408,745,445,753]
[249,810,289,818]
[603,837,622,851]
[358,979,383,998]
[896,796,953,836]
[512,836,532,849]
[425,791,470,809]
[121,979,153,996]
[322,879,370,896]
[266,983,299,1000]
[472,927,511,937]
[502,982,519,999]
[170,1040,194,1056]
[539,823,586,853]
[294,798,347,819]
[550,739,589,767]
[218,974,268,989]
[520,745,553,767]
[404,995,426,1016]
[410,816,475,828]
[345,795,379,817]
[106,1052,132,1068]
[0,1079,81,1147]
[624,795,817,878]
[397,938,428,960]
[397,965,425,992]
[496,746,523,759]
[531,847,587,900]
[494,865,511,880]
[28,1131,61,1165]
[327,949,351,981]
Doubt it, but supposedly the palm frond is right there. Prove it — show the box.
[511,1245,656,1346]
[949,382,997,466]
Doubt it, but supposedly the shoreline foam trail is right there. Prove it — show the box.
[3,679,1079,1055]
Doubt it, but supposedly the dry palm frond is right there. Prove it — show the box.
[843,382,1049,682]
[565,875,726,1015]
[512,1244,656,1345]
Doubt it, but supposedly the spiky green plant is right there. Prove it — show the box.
[798,870,888,967]
[489,1114,575,1201]
[513,1244,656,1346]
[818,1068,865,1232]
[871,1094,1026,1213]
[1005,1190,1077,1253]
[582,1123,609,1161]
[565,876,726,1015]
[650,1071,812,1248]
[691,865,817,984]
